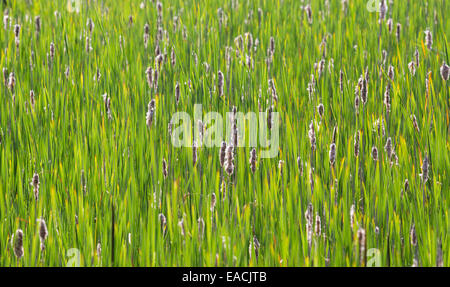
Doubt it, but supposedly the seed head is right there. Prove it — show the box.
[352,131,360,157]
[249,148,256,173]
[408,61,416,76]
[87,18,94,34]
[31,173,40,201]
[35,16,41,33]
[357,228,366,265]
[267,105,273,130]
[14,229,24,259]
[315,213,321,237]
[217,70,224,97]
[317,103,324,118]
[387,65,394,81]
[371,146,378,161]
[425,29,432,50]
[308,120,316,152]
[329,143,336,167]
[410,224,417,246]
[162,158,168,179]
[159,213,167,232]
[193,141,198,166]
[440,62,449,81]
[30,90,35,110]
[396,23,401,41]
[224,144,234,176]
[14,24,20,38]
[421,155,429,183]
[384,137,393,159]
[39,219,48,251]
[211,192,216,212]
[305,5,312,24]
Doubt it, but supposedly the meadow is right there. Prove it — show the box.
[0,0,448,267]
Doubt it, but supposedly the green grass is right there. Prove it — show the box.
[0,0,448,267]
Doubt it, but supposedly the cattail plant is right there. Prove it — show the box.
[224,144,234,176]
[386,18,393,33]
[193,141,198,166]
[269,36,275,56]
[3,14,9,31]
[162,159,168,179]
[318,59,325,79]
[371,146,378,161]
[94,67,101,83]
[102,93,112,120]
[267,105,273,130]
[360,78,368,105]
[317,103,324,118]
[2,67,7,86]
[297,156,303,176]
[350,204,355,230]
[146,99,155,129]
[8,72,15,95]
[268,79,278,102]
[410,224,417,246]
[308,120,316,152]
[249,148,256,173]
[30,90,35,110]
[354,131,360,157]
[96,242,102,265]
[357,228,366,266]
[379,0,387,24]
[159,213,167,232]
[278,160,284,177]
[144,23,150,49]
[410,114,420,133]
[219,141,227,168]
[384,137,393,160]
[85,18,94,37]
[14,229,24,259]
[414,48,420,67]
[210,192,216,212]
[35,16,41,34]
[31,173,40,201]
[305,5,312,24]
[315,213,321,237]
[387,65,395,81]
[39,219,48,251]
[178,218,185,237]
[384,82,391,113]
[145,67,153,89]
[14,24,20,48]
[408,61,416,76]
[440,62,449,81]
[396,23,401,41]
[305,203,313,248]
[85,36,92,53]
[424,29,432,50]
[329,142,336,168]
[217,70,224,97]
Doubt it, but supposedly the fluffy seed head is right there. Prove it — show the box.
[425,29,432,50]
[440,62,449,81]
[249,148,256,173]
[14,229,24,259]
[371,146,378,161]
